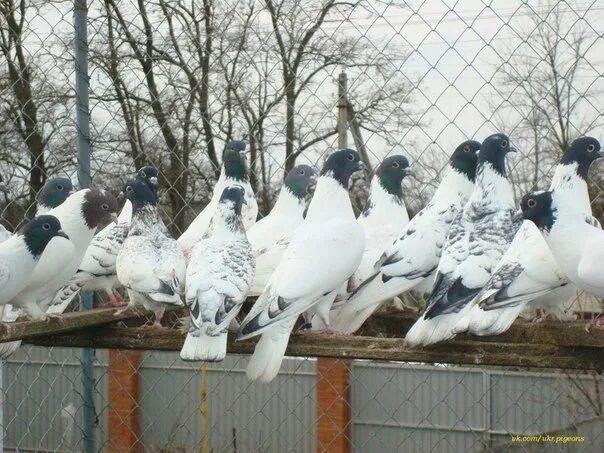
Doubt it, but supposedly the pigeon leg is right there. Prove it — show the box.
[42,313,65,323]
[584,314,604,332]
[102,291,126,308]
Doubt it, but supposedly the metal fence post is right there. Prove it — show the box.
[74,1,95,452]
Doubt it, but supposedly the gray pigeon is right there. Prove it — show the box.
[405,133,518,347]
[36,177,74,214]
[180,185,255,362]
[116,180,186,327]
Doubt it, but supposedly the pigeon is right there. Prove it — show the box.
[405,133,518,347]
[178,141,258,257]
[237,149,365,383]
[332,140,481,334]
[8,189,118,319]
[36,177,74,214]
[519,190,604,329]
[0,215,70,306]
[180,185,255,362]
[116,180,186,327]
[468,137,603,335]
[247,165,315,296]
[49,166,161,313]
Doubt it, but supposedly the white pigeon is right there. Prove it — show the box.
[116,180,186,326]
[520,190,604,329]
[49,166,160,313]
[332,140,481,334]
[468,137,603,335]
[8,189,118,319]
[178,141,258,258]
[247,165,315,296]
[180,185,256,362]
[0,216,70,306]
[36,177,74,215]
[405,133,518,347]
[237,149,365,383]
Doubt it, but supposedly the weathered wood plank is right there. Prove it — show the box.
[27,326,604,371]
[358,310,604,348]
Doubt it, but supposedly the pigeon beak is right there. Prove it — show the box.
[513,209,523,222]
[150,176,158,186]
[118,191,125,201]
[403,167,414,177]
[507,146,518,154]
[56,229,69,240]
[595,151,604,162]
[110,213,119,224]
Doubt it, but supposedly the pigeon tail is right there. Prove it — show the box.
[180,329,227,362]
[404,312,465,347]
[467,303,523,337]
[331,303,381,334]
[246,318,295,383]
[0,340,21,360]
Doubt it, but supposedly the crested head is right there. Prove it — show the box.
[449,140,481,182]
[219,184,246,216]
[19,214,69,257]
[519,190,556,233]
[560,137,602,180]
[121,179,156,211]
[321,149,364,189]
[136,166,160,193]
[375,155,411,198]
[37,177,73,209]
[478,133,513,177]
[284,165,315,199]
[223,140,248,181]
[82,188,119,229]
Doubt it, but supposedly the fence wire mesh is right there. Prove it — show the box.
[0,0,603,452]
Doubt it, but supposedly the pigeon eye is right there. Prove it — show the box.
[57,185,63,191]
[42,223,50,231]
[463,145,470,152]
[126,186,133,192]
[140,171,146,177]
[347,154,355,161]
[392,161,400,168]
[101,203,109,210]
[587,144,595,152]
[299,170,305,176]
[527,199,537,208]
[501,139,508,148]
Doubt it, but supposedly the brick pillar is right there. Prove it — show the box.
[107,350,142,453]
[316,358,352,453]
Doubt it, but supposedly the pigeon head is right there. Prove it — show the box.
[219,185,247,216]
[376,155,411,198]
[321,149,364,188]
[284,165,316,199]
[82,189,119,229]
[450,140,481,182]
[478,133,514,177]
[223,140,248,181]
[0,173,8,194]
[37,177,74,209]
[136,166,160,193]
[560,137,602,180]
[19,214,69,257]
[518,190,556,233]
[121,179,157,210]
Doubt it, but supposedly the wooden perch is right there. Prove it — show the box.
[11,306,602,371]
[2,304,601,371]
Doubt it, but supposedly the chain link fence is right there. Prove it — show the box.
[0,0,603,451]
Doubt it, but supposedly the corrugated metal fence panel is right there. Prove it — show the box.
[351,362,486,452]
[351,362,604,453]
[137,352,317,452]
[3,346,109,452]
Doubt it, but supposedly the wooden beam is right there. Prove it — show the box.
[26,326,604,371]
